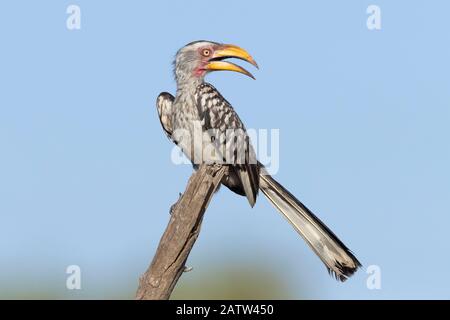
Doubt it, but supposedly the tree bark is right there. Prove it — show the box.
[136,164,227,300]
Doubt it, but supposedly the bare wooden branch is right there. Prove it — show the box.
[136,164,227,300]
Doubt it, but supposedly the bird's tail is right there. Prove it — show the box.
[259,170,361,281]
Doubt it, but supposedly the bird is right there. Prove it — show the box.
[155,40,361,281]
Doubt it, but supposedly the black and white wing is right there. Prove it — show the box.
[156,92,174,138]
[195,83,260,206]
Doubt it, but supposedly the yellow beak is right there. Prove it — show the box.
[205,44,258,79]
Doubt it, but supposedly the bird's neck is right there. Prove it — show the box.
[176,77,203,96]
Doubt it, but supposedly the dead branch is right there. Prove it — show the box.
[136,164,227,300]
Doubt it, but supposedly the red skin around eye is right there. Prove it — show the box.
[193,47,215,77]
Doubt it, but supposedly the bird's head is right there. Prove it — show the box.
[173,40,258,86]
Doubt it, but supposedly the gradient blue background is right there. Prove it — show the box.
[1,1,449,299]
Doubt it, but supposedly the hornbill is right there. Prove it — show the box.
[156,40,361,281]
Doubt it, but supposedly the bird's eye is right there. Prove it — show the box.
[202,49,211,57]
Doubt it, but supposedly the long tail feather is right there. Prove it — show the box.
[259,171,361,281]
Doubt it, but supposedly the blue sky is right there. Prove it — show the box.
[1,1,449,299]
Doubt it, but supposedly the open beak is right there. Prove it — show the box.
[205,44,258,79]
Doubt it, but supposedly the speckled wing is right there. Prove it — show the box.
[156,92,175,138]
[195,83,260,206]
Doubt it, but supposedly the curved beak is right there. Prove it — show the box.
[205,44,258,79]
